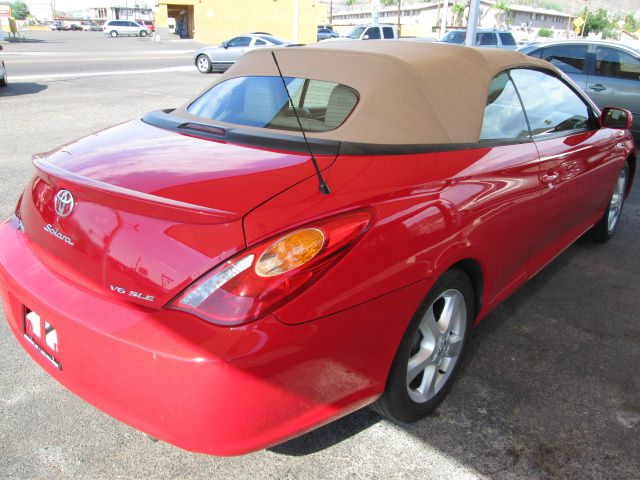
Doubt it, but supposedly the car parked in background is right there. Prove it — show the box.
[49,21,63,31]
[137,20,155,32]
[103,20,150,37]
[0,45,7,88]
[0,42,635,456]
[518,40,640,140]
[69,24,83,31]
[324,24,397,41]
[317,27,339,42]
[90,23,103,32]
[440,29,517,49]
[194,33,292,73]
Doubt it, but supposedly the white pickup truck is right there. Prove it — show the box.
[325,24,398,41]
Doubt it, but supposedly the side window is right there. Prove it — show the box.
[510,69,592,136]
[383,27,394,39]
[540,44,587,74]
[365,27,381,39]
[228,36,251,47]
[499,33,516,46]
[128,22,138,27]
[254,39,267,46]
[479,33,497,46]
[528,48,543,59]
[595,47,640,80]
[480,72,530,141]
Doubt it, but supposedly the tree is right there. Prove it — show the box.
[493,0,510,29]
[451,3,465,27]
[624,13,638,32]
[10,0,29,20]
[583,8,614,36]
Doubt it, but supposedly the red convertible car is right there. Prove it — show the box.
[0,42,635,455]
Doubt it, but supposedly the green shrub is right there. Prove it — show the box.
[538,28,553,37]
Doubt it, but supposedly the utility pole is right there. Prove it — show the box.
[464,0,480,46]
[329,0,333,26]
[439,0,449,39]
[397,0,402,37]
[580,0,591,38]
[293,0,300,43]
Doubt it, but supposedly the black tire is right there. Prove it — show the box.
[140,30,148,37]
[371,268,474,422]
[590,161,629,243]
[196,54,212,74]
[0,66,7,88]
[110,30,118,38]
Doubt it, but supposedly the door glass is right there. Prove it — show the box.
[383,27,394,39]
[511,69,591,136]
[365,28,381,39]
[228,36,251,47]
[499,33,516,46]
[595,47,640,80]
[540,44,588,74]
[479,33,497,46]
[480,72,530,141]
[254,39,267,46]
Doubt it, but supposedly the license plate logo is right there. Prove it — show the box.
[23,310,61,370]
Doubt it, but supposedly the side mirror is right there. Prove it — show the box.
[362,35,369,40]
[600,107,633,130]
[222,41,229,49]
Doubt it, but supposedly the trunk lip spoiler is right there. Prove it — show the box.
[33,156,241,225]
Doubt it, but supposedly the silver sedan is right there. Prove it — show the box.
[194,33,292,73]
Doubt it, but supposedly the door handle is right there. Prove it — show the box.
[541,172,559,188]
[588,84,606,92]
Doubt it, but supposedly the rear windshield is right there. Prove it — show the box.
[187,76,359,132]
[499,33,516,46]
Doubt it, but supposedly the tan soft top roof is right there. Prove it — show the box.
[177,41,556,145]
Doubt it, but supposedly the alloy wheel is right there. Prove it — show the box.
[607,167,627,233]
[406,289,467,403]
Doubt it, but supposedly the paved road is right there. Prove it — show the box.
[0,33,639,480]
[2,31,203,78]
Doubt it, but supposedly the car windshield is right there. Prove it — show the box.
[441,31,466,44]
[187,76,359,133]
[346,27,366,39]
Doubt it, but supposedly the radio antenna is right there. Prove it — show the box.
[271,51,330,195]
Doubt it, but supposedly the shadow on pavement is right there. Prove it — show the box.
[269,408,383,456]
[0,82,47,97]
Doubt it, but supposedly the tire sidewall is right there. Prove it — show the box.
[606,163,629,236]
[384,269,474,422]
[110,30,117,37]
[197,55,211,73]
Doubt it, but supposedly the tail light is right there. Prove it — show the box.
[171,210,373,326]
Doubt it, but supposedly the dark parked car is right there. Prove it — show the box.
[70,24,83,31]
[317,27,339,42]
[518,40,640,140]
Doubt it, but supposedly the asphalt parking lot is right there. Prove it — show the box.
[1,33,639,480]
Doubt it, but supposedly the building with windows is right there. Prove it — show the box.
[153,0,324,44]
[87,6,154,23]
[329,1,573,38]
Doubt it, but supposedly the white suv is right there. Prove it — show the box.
[103,20,150,38]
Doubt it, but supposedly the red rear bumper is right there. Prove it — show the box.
[0,216,429,455]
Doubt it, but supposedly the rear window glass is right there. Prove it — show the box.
[187,76,359,132]
[499,33,516,46]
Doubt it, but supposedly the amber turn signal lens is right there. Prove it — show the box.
[255,228,325,277]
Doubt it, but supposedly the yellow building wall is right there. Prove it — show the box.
[157,0,325,45]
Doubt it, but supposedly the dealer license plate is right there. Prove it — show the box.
[23,309,61,370]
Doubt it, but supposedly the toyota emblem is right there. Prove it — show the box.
[54,190,75,218]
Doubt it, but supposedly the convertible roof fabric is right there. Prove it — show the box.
[177,41,557,145]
